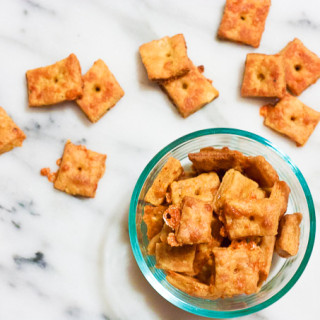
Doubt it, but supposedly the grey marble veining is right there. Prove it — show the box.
[0,0,320,319]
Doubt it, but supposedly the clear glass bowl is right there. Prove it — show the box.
[128,128,316,318]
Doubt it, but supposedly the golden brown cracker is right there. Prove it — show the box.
[144,157,183,206]
[76,59,124,123]
[160,64,219,118]
[155,242,196,273]
[170,172,220,206]
[258,236,276,287]
[188,146,246,173]
[166,271,212,298]
[213,169,259,215]
[260,93,320,146]
[241,53,286,98]
[0,107,26,154]
[143,205,167,240]
[139,34,191,81]
[54,141,106,198]
[275,213,302,258]
[218,0,271,48]
[245,155,279,188]
[212,241,262,297]
[280,38,320,95]
[175,197,213,245]
[26,54,83,107]
[270,181,290,217]
[223,197,282,238]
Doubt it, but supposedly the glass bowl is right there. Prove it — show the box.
[128,128,316,318]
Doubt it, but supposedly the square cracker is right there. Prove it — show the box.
[26,54,83,107]
[223,195,282,239]
[54,141,106,198]
[144,157,183,206]
[258,235,276,287]
[217,0,271,48]
[170,172,220,206]
[155,242,196,273]
[280,38,320,96]
[161,64,219,118]
[0,107,26,155]
[212,241,262,297]
[260,93,320,146]
[175,197,213,245]
[139,34,191,81]
[213,169,260,215]
[76,59,124,123]
[241,53,286,98]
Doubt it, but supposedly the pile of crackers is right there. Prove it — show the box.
[143,147,302,298]
[139,34,219,118]
[26,54,124,123]
[241,39,320,146]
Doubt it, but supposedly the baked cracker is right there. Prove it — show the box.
[26,53,83,107]
[76,59,124,123]
[218,0,271,48]
[161,64,219,118]
[260,93,320,146]
[280,38,320,96]
[139,34,191,81]
[0,107,26,154]
[54,141,106,198]
[241,53,286,98]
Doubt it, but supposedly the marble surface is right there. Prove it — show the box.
[0,0,319,319]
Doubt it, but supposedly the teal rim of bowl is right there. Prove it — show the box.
[128,128,316,318]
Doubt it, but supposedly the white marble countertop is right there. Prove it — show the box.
[0,1,319,319]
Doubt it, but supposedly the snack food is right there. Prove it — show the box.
[275,213,302,258]
[160,64,219,118]
[218,0,271,48]
[41,140,106,198]
[260,93,320,146]
[76,59,124,123]
[241,53,286,98]
[139,34,190,81]
[0,107,26,154]
[280,38,320,96]
[139,34,219,118]
[143,147,301,299]
[26,54,83,107]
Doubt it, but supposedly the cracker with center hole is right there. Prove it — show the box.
[54,141,106,198]
[212,241,262,297]
[241,53,286,98]
[26,54,83,107]
[76,59,124,123]
[139,34,191,81]
[170,172,220,206]
[160,64,219,118]
[0,107,26,155]
[280,38,320,96]
[218,0,271,48]
[260,93,320,146]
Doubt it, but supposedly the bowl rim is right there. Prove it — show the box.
[128,128,316,318]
